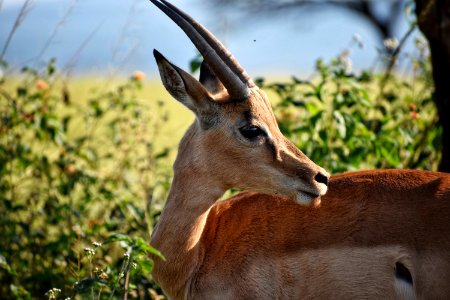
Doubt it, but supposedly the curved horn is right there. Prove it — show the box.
[149,0,251,100]
[158,0,255,88]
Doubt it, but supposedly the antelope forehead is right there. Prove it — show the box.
[250,89,273,109]
[246,96,278,124]
[197,111,221,130]
[212,100,276,134]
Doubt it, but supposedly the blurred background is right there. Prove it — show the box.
[1,0,417,77]
[2,0,449,299]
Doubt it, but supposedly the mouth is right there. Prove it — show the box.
[295,190,321,205]
[293,177,329,205]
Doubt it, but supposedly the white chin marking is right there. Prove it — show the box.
[319,184,328,196]
[295,193,315,205]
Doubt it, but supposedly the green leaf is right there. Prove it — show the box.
[0,255,11,274]
[309,111,323,127]
[333,111,346,138]
[10,284,31,300]
[143,244,165,261]
[104,233,132,244]
[189,54,202,73]
[305,103,321,116]
[17,86,27,97]
[73,278,106,295]
[155,148,170,160]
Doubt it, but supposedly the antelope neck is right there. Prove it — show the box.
[150,170,225,297]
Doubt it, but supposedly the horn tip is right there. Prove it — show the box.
[153,49,165,62]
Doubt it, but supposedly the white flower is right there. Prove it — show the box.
[338,50,353,73]
[353,33,364,48]
[45,288,62,300]
[84,247,95,256]
[383,38,399,51]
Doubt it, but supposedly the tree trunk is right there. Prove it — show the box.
[415,0,450,172]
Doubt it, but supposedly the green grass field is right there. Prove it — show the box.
[65,77,194,151]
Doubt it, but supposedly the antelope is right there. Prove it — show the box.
[148,1,450,299]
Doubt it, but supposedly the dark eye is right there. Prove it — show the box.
[239,125,265,140]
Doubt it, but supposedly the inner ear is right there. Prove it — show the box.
[199,61,225,95]
[154,49,217,115]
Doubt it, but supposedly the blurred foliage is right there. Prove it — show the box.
[260,34,440,173]
[0,59,170,299]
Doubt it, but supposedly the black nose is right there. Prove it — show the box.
[314,172,329,186]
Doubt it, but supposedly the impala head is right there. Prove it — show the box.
[150,0,329,205]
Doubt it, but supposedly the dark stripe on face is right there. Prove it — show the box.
[266,137,280,161]
[243,110,253,123]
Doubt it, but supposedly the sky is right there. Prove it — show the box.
[0,0,419,78]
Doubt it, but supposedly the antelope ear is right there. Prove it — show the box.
[153,49,215,114]
[199,61,225,95]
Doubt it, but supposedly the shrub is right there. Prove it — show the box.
[260,34,440,173]
[0,59,168,299]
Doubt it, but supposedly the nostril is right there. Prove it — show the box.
[315,172,329,186]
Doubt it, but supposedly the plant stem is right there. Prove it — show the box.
[0,0,34,61]
[378,25,416,100]
[109,253,130,300]
[89,257,94,300]
[122,268,130,300]
[37,0,78,62]
[97,287,103,300]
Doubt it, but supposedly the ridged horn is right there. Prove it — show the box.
[158,0,255,88]
[149,0,252,100]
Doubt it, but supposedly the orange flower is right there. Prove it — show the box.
[36,80,49,90]
[410,111,419,119]
[22,113,34,121]
[65,164,75,174]
[133,70,145,81]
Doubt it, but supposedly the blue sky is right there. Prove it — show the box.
[0,0,419,78]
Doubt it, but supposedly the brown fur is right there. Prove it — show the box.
[152,169,450,299]
[151,14,450,299]
[149,81,450,298]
